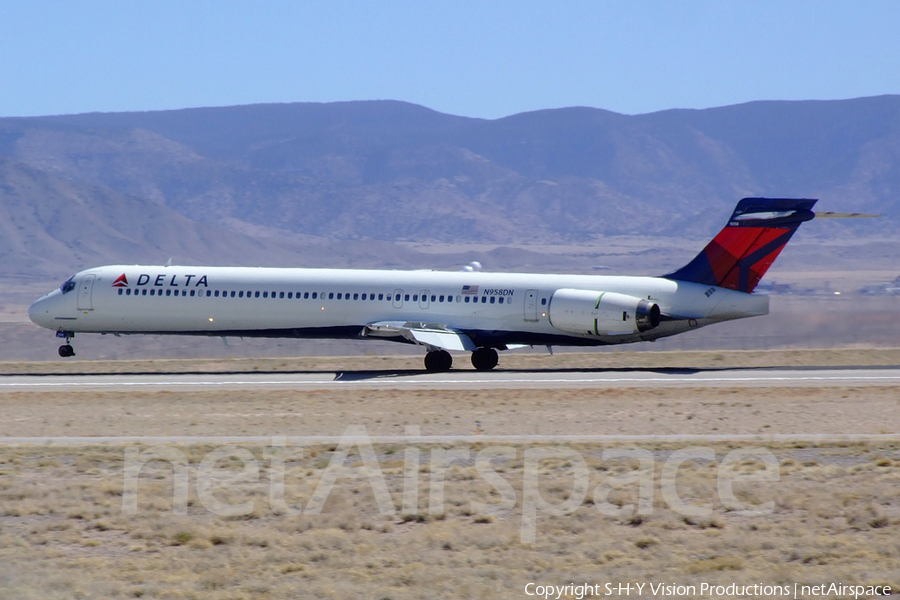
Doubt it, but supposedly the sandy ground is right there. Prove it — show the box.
[1,386,900,439]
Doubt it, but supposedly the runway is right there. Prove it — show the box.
[2,366,900,391]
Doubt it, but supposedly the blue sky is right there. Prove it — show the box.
[1,1,898,119]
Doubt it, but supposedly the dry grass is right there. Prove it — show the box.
[1,442,899,599]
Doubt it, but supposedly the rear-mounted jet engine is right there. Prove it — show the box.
[548,289,660,337]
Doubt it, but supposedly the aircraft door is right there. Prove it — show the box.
[77,275,96,311]
[419,290,430,309]
[393,289,403,309]
[524,289,539,321]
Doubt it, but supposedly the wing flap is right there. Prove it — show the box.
[361,321,477,352]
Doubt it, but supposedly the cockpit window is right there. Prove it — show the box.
[60,276,76,294]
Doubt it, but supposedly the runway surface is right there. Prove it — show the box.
[2,366,900,391]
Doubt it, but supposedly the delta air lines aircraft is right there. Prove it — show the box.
[30,198,820,371]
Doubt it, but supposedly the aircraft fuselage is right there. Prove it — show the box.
[29,264,768,350]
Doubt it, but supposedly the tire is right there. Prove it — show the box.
[58,344,75,358]
[470,347,498,371]
[424,350,452,372]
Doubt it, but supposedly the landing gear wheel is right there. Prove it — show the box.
[58,344,75,358]
[471,347,498,371]
[424,350,452,372]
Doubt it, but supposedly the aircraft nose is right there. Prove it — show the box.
[28,294,55,329]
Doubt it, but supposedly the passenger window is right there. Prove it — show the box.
[239,291,243,298]
[254,291,260,298]
[206,291,211,297]
[150,289,155,296]
[230,291,235,297]
[439,295,444,302]
[490,297,495,304]
[464,296,469,303]
[287,292,292,299]
[329,293,334,300]
[481,297,487,303]
[378,294,384,301]
[413,295,418,302]
[280,292,285,299]
[118,289,123,295]
[404,294,409,301]
[431,295,436,302]
[263,291,268,298]
[305,292,310,299]
[541,298,547,305]
[271,291,276,298]
[311,292,317,299]
[345,294,350,300]
[353,293,359,300]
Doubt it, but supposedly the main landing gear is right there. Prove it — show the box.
[424,350,452,372]
[423,347,499,372]
[56,331,75,358]
[470,347,498,371]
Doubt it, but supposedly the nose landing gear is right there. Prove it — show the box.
[56,331,75,358]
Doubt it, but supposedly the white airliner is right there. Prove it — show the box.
[29,198,819,371]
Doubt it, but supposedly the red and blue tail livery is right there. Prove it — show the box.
[665,198,817,294]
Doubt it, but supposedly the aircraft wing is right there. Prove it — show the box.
[360,321,477,352]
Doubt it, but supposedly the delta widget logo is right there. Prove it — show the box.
[112,274,129,288]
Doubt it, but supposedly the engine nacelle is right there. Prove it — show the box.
[548,289,661,336]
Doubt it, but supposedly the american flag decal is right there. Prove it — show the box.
[461,285,479,295]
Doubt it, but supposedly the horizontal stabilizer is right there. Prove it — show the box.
[814,211,881,219]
